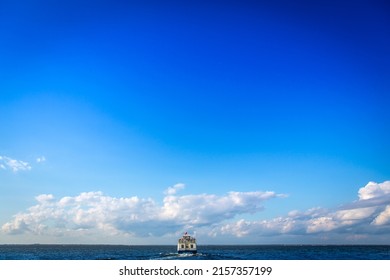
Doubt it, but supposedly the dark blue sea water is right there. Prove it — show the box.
[0,245,389,260]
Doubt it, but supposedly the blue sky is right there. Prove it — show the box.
[0,0,389,244]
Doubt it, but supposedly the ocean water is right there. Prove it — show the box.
[1,245,390,260]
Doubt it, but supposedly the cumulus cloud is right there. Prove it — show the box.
[160,190,277,225]
[358,181,390,200]
[35,194,55,203]
[0,155,32,172]
[1,185,281,238]
[2,181,390,243]
[212,181,390,240]
[372,205,390,226]
[164,183,185,195]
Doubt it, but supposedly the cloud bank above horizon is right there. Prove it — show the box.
[1,184,281,237]
[2,181,390,244]
[215,181,390,241]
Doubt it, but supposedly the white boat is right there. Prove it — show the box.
[177,232,197,254]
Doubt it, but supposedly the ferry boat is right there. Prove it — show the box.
[177,232,197,254]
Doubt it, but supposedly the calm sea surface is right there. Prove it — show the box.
[0,245,389,260]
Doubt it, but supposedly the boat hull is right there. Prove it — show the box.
[177,249,197,254]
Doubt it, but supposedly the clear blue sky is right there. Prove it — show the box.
[0,0,389,244]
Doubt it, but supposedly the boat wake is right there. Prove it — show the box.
[153,252,209,260]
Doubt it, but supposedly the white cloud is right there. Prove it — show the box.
[160,190,277,225]
[372,205,390,226]
[164,183,185,195]
[0,155,32,172]
[212,181,390,240]
[35,194,55,204]
[2,181,390,243]
[1,185,281,239]
[335,207,376,221]
[36,156,46,163]
[306,216,338,233]
[215,214,304,238]
[358,181,390,200]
